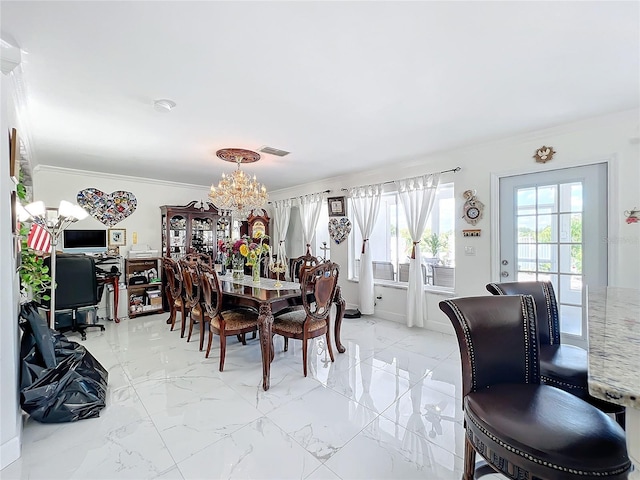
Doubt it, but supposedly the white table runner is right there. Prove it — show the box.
[220,273,300,291]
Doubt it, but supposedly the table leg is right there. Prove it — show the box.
[628,408,640,479]
[258,303,274,391]
[333,286,346,353]
[112,277,120,323]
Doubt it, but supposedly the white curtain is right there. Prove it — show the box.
[297,192,326,255]
[272,199,293,275]
[395,173,440,327]
[348,184,382,315]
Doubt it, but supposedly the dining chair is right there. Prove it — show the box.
[486,280,626,427]
[272,261,339,377]
[197,263,259,371]
[432,265,454,288]
[288,253,321,283]
[372,260,395,280]
[161,257,187,334]
[398,263,427,284]
[180,258,208,351]
[440,295,630,480]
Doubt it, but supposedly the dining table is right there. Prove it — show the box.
[217,273,346,391]
[587,286,640,478]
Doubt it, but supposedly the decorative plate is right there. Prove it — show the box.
[77,188,137,227]
[328,217,352,244]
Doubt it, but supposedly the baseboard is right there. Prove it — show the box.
[0,434,21,470]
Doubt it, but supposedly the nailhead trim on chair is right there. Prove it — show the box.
[541,375,588,392]
[467,414,630,476]
[442,300,478,392]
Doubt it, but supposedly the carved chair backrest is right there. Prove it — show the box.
[302,261,339,321]
[162,257,183,300]
[185,252,212,267]
[289,254,321,283]
[198,262,223,319]
[178,258,201,308]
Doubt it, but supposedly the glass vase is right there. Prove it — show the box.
[231,257,244,281]
[252,263,260,284]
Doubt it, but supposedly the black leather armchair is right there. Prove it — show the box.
[439,295,630,480]
[486,280,625,427]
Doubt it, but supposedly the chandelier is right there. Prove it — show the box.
[208,148,269,219]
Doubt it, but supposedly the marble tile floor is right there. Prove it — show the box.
[1,312,504,480]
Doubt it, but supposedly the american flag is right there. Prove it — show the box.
[27,223,52,253]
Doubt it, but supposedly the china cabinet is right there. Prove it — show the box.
[160,201,230,259]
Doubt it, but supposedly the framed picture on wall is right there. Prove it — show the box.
[108,228,126,247]
[327,196,346,217]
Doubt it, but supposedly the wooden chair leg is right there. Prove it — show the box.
[241,332,247,345]
[463,434,476,480]
[302,331,309,377]
[219,334,227,372]
[252,331,256,339]
[236,334,242,343]
[180,306,188,338]
[283,337,289,352]
[198,317,205,351]
[325,328,335,362]
[205,327,214,358]
[187,316,194,342]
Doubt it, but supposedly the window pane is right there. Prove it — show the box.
[559,274,582,305]
[560,244,582,274]
[517,271,536,281]
[517,216,536,243]
[559,182,582,213]
[516,188,536,215]
[560,304,583,336]
[537,214,557,243]
[537,185,557,214]
[537,244,557,273]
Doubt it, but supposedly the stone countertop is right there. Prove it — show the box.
[587,286,640,409]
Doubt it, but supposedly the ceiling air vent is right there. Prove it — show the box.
[259,146,290,157]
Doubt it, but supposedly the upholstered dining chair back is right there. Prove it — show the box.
[486,280,560,346]
[162,257,183,301]
[440,295,540,400]
[185,252,212,267]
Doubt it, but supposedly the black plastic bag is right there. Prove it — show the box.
[19,302,109,423]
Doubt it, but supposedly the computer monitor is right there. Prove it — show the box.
[62,229,107,254]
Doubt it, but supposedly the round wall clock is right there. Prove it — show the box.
[462,190,484,226]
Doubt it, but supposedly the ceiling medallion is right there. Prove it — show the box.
[209,148,268,220]
[533,145,556,163]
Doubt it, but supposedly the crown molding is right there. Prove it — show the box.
[34,164,210,190]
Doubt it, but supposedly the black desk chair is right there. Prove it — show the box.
[42,254,105,340]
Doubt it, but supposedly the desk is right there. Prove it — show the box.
[219,274,346,391]
[588,286,640,478]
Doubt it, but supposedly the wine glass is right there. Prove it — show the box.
[269,260,286,288]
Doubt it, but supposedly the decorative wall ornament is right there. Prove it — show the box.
[77,188,137,227]
[328,217,352,244]
[461,189,484,226]
[533,145,556,163]
[625,208,639,224]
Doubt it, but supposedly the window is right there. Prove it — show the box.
[350,183,455,287]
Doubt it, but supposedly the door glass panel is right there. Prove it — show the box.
[570,213,582,243]
[517,216,536,242]
[517,271,536,281]
[517,187,537,215]
[560,244,582,274]
[559,304,582,336]
[560,274,582,305]
[537,244,556,272]
[537,273,558,292]
[559,182,583,212]
[537,185,557,213]
[537,214,557,243]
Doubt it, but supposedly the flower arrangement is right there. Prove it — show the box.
[218,233,270,269]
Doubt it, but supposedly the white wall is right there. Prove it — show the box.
[32,109,640,336]
[32,168,213,256]
[0,75,22,469]
[267,109,640,332]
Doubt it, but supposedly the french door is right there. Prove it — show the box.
[499,163,608,346]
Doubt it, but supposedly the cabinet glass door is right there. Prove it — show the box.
[191,216,215,256]
[169,215,187,258]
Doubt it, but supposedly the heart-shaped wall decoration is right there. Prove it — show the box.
[328,217,352,245]
[77,188,137,227]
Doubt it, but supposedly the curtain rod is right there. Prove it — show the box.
[268,189,331,204]
[341,166,461,192]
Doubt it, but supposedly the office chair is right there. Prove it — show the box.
[42,253,105,340]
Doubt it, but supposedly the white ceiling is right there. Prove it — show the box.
[2,1,639,191]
